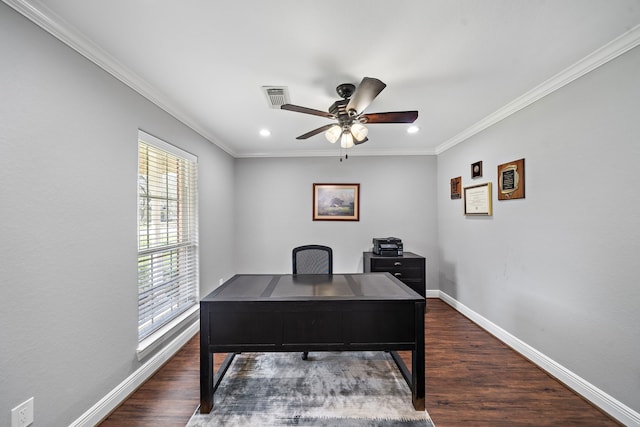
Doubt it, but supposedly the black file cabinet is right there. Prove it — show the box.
[363,251,426,298]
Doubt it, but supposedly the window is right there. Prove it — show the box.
[137,131,198,342]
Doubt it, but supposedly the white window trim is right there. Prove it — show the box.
[136,304,199,361]
[138,130,197,163]
[136,130,199,356]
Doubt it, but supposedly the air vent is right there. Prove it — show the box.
[262,86,290,108]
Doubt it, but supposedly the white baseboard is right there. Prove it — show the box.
[436,291,640,427]
[69,320,199,427]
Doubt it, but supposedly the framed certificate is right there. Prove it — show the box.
[464,182,492,216]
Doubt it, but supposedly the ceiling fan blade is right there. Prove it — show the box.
[361,111,418,124]
[296,123,336,140]
[281,104,335,119]
[346,77,386,115]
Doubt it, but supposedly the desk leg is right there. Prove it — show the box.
[200,308,213,414]
[412,300,426,411]
[200,351,213,413]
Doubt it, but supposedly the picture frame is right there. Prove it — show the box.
[464,182,492,216]
[471,161,483,179]
[450,176,462,199]
[498,158,525,200]
[313,183,360,221]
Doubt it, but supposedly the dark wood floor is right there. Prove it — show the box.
[99,299,620,426]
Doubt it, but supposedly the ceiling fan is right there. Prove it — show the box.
[280,77,418,148]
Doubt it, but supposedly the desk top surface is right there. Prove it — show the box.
[202,273,423,302]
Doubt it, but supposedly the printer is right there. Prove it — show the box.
[372,237,403,257]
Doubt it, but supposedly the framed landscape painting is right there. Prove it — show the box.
[313,183,360,221]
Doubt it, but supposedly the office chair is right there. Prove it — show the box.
[292,244,333,275]
[292,244,333,360]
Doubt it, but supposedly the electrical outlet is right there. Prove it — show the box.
[11,397,34,427]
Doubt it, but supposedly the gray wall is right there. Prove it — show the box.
[234,155,438,283]
[437,45,640,411]
[0,5,235,426]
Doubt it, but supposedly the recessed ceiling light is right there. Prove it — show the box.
[259,129,271,137]
[407,126,420,134]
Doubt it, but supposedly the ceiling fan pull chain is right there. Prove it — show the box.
[339,144,349,162]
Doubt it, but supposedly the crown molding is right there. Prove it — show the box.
[236,147,437,158]
[435,23,640,154]
[3,0,237,157]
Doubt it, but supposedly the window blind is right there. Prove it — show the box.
[137,131,198,342]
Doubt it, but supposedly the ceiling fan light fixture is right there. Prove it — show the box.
[350,123,368,142]
[325,125,342,143]
[280,77,418,148]
[340,131,354,148]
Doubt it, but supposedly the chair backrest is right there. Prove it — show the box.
[292,245,333,274]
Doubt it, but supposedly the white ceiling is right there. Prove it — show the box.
[6,0,640,157]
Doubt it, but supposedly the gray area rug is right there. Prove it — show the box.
[187,351,434,426]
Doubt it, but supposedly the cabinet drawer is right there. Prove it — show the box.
[370,258,422,269]
[371,266,422,280]
[371,257,422,268]
[370,260,423,280]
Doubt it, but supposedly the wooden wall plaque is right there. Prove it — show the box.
[497,158,525,200]
[450,176,462,199]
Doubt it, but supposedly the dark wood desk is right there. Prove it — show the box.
[200,273,425,413]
